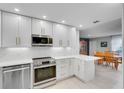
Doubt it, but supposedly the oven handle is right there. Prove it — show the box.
[34,64,56,69]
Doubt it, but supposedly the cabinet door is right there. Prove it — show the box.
[69,58,75,76]
[73,59,79,77]
[42,21,53,36]
[19,16,31,47]
[0,11,1,47]
[68,27,77,48]
[56,59,70,80]
[78,60,85,81]
[53,24,67,47]
[32,18,42,35]
[2,12,18,47]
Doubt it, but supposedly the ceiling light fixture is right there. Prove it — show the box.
[79,24,83,27]
[62,20,65,23]
[43,16,47,19]
[14,8,20,12]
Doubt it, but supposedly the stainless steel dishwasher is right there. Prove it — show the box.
[2,64,31,89]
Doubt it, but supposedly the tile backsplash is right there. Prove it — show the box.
[0,47,79,61]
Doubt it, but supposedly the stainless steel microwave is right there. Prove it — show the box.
[32,34,53,46]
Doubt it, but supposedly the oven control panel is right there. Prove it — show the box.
[33,57,56,67]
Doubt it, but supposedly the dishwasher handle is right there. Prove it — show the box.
[3,67,30,73]
[3,64,30,73]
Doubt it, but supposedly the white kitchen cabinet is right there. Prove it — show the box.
[53,23,77,48]
[0,11,1,47]
[42,21,53,36]
[73,58,85,81]
[32,18,53,36]
[53,23,68,47]
[73,59,80,77]
[2,12,31,47]
[67,27,77,48]
[2,12,18,47]
[69,58,75,76]
[56,58,72,80]
[19,16,31,47]
[73,58,95,82]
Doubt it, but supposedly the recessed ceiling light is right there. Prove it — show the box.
[62,20,65,23]
[43,16,47,19]
[79,24,83,27]
[14,8,20,12]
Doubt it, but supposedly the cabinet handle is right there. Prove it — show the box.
[16,37,18,45]
[44,27,45,35]
[19,37,21,44]
[67,40,70,46]
[59,40,62,47]
[41,27,42,35]
[78,65,80,71]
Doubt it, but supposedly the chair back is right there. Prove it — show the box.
[104,52,114,63]
[95,51,104,57]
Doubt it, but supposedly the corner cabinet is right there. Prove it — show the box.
[32,18,53,36]
[2,12,31,47]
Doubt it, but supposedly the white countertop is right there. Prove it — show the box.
[0,55,100,67]
[0,59,33,67]
[53,55,100,61]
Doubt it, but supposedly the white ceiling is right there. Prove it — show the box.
[0,3,122,30]
[80,18,122,38]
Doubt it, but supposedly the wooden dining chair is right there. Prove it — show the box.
[113,57,122,70]
[104,52,115,67]
[94,51,104,65]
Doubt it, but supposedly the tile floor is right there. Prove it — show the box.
[46,64,123,89]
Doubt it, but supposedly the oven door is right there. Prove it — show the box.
[34,65,56,85]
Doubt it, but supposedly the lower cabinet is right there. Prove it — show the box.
[73,58,95,82]
[74,59,85,81]
[56,58,95,82]
[56,58,73,81]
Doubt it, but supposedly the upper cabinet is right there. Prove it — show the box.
[32,18,53,36]
[53,24,67,47]
[67,27,77,48]
[2,12,31,47]
[0,11,1,47]
[53,23,77,48]
[0,11,78,48]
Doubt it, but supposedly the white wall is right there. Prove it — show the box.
[111,35,122,51]
[89,35,122,56]
[89,36,112,55]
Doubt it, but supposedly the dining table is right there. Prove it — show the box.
[95,54,122,70]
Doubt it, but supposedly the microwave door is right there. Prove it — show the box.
[41,38,48,44]
[49,38,53,44]
[32,37,41,44]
